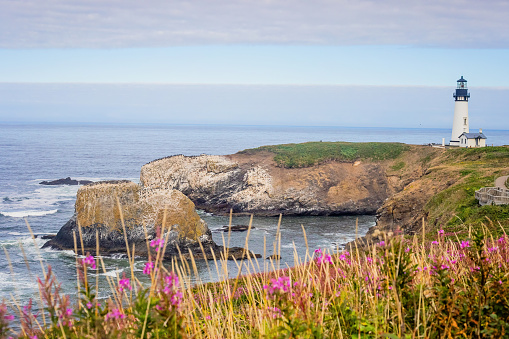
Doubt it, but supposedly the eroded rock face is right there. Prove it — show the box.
[43,180,220,258]
[140,154,393,216]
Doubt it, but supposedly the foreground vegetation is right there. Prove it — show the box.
[238,142,409,168]
[2,216,509,338]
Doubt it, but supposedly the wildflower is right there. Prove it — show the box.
[143,261,154,275]
[119,278,132,292]
[431,241,439,245]
[82,254,96,269]
[378,241,385,247]
[86,302,93,309]
[150,238,164,250]
[105,308,125,320]
[317,253,333,265]
[205,315,211,320]
[461,241,470,249]
[499,236,506,244]
[405,247,411,253]
[499,280,503,285]
[366,257,373,263]
[439,229,445,236]
[263,276,291,297]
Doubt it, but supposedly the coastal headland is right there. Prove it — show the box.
[45,142,509,256]
[141,142,509,243]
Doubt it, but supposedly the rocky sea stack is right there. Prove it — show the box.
[43,180,257,259]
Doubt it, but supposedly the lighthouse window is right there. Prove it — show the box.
[464,118,467,125]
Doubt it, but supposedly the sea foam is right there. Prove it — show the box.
[0,209,58,218]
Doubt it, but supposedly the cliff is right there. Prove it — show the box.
[139,144,437,218]
[141,143,509,243]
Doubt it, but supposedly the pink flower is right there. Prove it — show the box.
[82,255,96,269]
[439,230,445,236]
[431,241,439,245]
[143,261,154,275]
[86,302,93,309]
[105,308,125,320]
[461,241,470,249]
[263,276,291,297]
[119,278,132,292]
[379,241,385,247]
[317,253,333,265]
[405,247,411,253]
[150,238,164,250]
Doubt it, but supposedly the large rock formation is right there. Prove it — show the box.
[43,180,256,259]
[140,153,395,216]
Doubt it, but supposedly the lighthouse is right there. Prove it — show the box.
[450,76,470,146]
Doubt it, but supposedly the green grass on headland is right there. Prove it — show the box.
[238,141,410,168]
[424,146,509,239]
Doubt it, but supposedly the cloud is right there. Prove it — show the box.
[0,0,508,48]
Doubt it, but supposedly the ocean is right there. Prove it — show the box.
[1,123,508,305]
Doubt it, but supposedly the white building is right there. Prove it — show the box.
[459,129,487,148]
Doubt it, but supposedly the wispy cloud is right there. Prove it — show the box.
[0,0,508,48]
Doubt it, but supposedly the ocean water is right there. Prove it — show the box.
[1,123,508,304]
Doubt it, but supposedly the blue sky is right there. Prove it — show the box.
[0,0,508,128]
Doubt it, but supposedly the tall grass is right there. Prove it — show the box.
[2,210,509,338]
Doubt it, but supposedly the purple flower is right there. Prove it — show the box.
[86,302,93,309]
[82,255,96,269]
[105,308,125,320]
[119,278,132,292]
[461,241,470,249]
[379,241,385,247]
[439,229,445,236]
[150,238,164,250]
[405,247,411,253]
[143,261,154,275]
[263,276,291,297]
[431,241,439,245]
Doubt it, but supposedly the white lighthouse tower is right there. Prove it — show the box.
[450,76,470,146]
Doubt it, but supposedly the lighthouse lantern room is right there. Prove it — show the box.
[450,76,470,146]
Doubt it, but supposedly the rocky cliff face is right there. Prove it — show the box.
[43,180,244,259]
[140,153,398,216]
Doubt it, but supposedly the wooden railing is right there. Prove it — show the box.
[475,187,509,206]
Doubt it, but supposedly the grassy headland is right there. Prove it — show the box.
[238,141,409,168]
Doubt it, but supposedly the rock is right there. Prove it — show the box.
[40,177,94,185]
[219,225,252,232]
[43,180,259,260]
[40,234,56,240]
[266,254,281,260]
[139,154,393,216]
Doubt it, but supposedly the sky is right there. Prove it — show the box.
[0,0,508,128]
